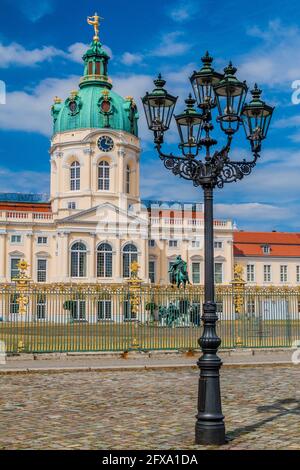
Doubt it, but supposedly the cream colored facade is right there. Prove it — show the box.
[0,30,235,285]
[0,123,234,285]
[236,257,300,286]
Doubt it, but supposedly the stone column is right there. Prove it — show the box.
[0,231,6,281]
[89,233,96,281]
[57,232,69,281]
[26,232,33,279]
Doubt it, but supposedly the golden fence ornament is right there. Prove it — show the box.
[126,261,143,350]
[231,264,246,347]
[12,259,31,315]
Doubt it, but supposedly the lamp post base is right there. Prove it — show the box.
[195,301,226,446]
[195,422,226,446]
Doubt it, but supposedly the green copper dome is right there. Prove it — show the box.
[51,38,139,136]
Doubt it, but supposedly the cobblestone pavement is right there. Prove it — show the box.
[0,366,299,450]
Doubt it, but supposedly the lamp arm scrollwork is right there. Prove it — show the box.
[155,137,260,189]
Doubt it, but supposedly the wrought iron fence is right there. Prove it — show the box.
[0,284,300,353]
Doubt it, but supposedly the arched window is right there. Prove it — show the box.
[126,165,130,194]
[98,161,110,190]
[70,161,80,191]
[97,243,113,278]
[70,242,87,277]
[123,243,138,278]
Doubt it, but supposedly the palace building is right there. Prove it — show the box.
[0,27,234,285]
[1,23,298,287]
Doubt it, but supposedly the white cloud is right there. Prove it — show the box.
[214,202,297,231]
[0,42,64,68]
[0,72,154,139]
[0,41,112,68]
[151,31,191,57]
[114,74,154,142]
[120,52,143,66]
[238,20,300,87]
[168,0,200,23]
[0,75,79,135]
[66,43,88,64]
[0,167,49,193]
[214,203,287,221]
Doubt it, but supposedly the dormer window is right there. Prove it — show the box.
[262,244,270,255]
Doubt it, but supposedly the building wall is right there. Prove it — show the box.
[236,257,300,286]
[50,129,140,217]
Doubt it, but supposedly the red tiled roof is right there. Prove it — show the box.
[234,231,300,257]
[0,202,52,212]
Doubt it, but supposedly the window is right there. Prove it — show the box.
[280,265,288,283]
[9,294,19,314]
[97,243,112,278]
[37,259,47,282]
[247,299,255,317]
[70,242,87,277]
[11,258,20,280]
[149,261,155,283]
[36,294,46,319]
[214,241,223,249]
[262,244,270,254]
[70,161,80,191]
[95,62,100,75]
[247,264,255,282]
[169,240,178,248]
[126,165,130,194]
[67,202,76,210]
[192,262,200,284]
[192,240,200,248]
[11,235,21,244]
[97,300,112,320]
[37,236,47,245]
[122,243,138,278]
[98,161,110,190]
[148,239,155,248]
[263,265,271,282]
[124,300,136,320]
[71,300,86,320]
[297,266,300,283]
[214,263,223,284]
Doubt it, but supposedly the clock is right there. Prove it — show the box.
[97,135,114,152]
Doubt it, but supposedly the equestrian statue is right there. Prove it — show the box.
[168,255,190,288]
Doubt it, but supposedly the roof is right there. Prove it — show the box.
[0,201,51,212]
[51,38,138,137]
[234,231,300,258]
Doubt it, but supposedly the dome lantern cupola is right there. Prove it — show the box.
[51,13,139,137]
[80,36,112,90]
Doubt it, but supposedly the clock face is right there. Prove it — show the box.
[97,135,114,152]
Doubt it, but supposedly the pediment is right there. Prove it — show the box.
[58,203,148,226]
[9,250,24,257]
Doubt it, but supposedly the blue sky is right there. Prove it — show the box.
[0,0,300,231]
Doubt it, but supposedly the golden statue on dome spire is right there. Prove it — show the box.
[87,12,103,41]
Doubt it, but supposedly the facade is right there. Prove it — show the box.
[0,27,299,288]
[234,231,300,286]
[0,29,234,286]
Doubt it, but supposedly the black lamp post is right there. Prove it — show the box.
[142,52,274,445]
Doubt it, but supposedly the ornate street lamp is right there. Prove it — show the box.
[142,53,274,446]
